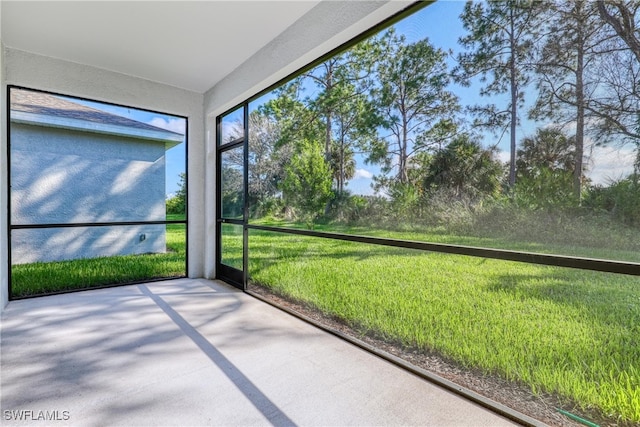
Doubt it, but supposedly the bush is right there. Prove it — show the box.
[166,195,185,215]
[584,175,640,227]
[421,188,486,230]
[249,196,285,219]
[468,200,640,252]
[512,167,578,210]
[327,191,368,224]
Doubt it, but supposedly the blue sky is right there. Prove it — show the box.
[345,1,635,194]
[76,0,634,198]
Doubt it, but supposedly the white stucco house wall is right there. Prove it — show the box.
[9,89,184,263]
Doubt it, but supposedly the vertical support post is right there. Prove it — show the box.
[242,103,249,291]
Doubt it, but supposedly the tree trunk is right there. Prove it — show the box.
[508,7,518,190]
[574,3,585,202]
[400,118,409,184]
[338,141,346,193]
[324,64,333,215]
[325,63,333,163]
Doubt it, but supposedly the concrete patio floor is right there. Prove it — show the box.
[1,278,521,426]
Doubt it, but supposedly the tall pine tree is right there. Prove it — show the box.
[455,0,540,189]
[531,0,607,199]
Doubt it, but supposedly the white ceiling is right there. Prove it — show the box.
[1,1,322,93]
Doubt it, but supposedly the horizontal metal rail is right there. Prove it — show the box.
[249,224,640,277]
[11,220,186,229]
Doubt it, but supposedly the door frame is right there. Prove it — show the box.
[215,105,248,290]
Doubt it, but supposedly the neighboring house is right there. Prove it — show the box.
[10,89,184,264]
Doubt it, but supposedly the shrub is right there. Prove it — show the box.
[584,175,640,227]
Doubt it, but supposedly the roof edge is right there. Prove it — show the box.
[11,111,183,150]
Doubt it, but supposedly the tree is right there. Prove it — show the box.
[423,134,504,200]
[515,127,579,208]
[166,172,186,215]
[302,37,382,193]
[580,43,640,146]
[584,173,640,226]
[531,0,607,199]
[455,0,540,189]
[535,2,640,184]
[247,110,291,209]
[281,139,333,227]
[260,81,323,150]
[517,127,577,174]
[329,141,356,193]
[221,161,244,219]
[597,1,640,62]
[371,29,459,188]
[572,5,640,171]
[330,85,380,193]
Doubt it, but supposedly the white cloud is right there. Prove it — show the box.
[496,142,635,186]
[497,150,511,164]
[353,168,374,180]
[586,143,635,185]
[148,117,186,135]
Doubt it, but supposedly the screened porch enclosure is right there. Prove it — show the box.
[214,1,640,424]
[1,1,639,426]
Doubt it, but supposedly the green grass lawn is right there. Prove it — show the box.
[249,218,640,263]
[245,227,640,424]
[10,215,186,297]
[12,217,640,422]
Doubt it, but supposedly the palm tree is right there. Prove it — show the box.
[423,134,504,200]
[516,127,576,178]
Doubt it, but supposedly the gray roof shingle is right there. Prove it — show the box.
[11,89,184,138]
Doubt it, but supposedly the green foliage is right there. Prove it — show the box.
[260,81,324,147]
[373,28,460,185]
[249,196,285,220]
[516,127,576,175]
[300,36,384,193]
[455,0,540,187]
[514,167,578,209]
[166,173,186,215]
[352,196,394,226]
[368,135,503,228]
[326,191,368,224]
[514,128,579,209]
[456,0,539,95]
[248,110,289,204]
[585,175,640,226]
[221,165,244,218]
[423,134,504,200]
[530,1,606,197]
[281,140,334,227]
[388,181,422,220]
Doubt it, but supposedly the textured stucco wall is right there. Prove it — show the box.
[10,123,166,263]
[11,124,166,223]
[12,225,166,264]
[202,0,412,278]
[0,48,204,309]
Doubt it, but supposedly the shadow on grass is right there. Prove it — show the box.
[487,269,640,332]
